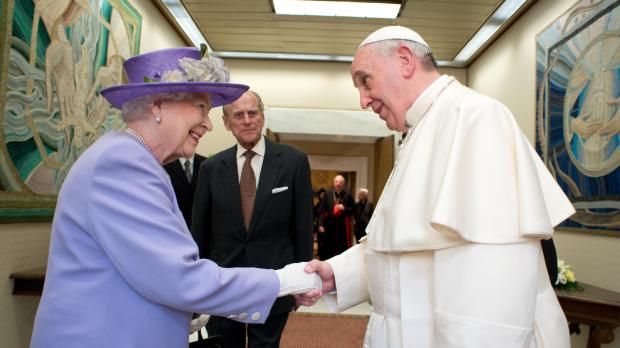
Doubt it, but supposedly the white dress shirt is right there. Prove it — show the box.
[179,155,195,179]
[235,136,265,188]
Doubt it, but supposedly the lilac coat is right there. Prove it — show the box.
[31,132,279,348]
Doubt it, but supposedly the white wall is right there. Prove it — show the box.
[469,0,620,346]
[197,58,364,155]
[133,0,184,53]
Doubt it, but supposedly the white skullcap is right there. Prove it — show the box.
[359,26,429,48]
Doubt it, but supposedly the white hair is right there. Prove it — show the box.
[358,188,369,195]
[222,90,264,118]
[368,39,438,71]
[121,92,206,122]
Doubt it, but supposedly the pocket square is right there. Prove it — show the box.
[272,186,288,194]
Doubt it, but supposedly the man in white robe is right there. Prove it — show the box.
[298,26,575,347]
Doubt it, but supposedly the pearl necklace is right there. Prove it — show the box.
[125,128,151,151]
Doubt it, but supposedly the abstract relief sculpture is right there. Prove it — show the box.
[536,0,620,232]
[0,0,141,221]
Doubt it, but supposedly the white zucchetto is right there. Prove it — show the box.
[360,25,430,48]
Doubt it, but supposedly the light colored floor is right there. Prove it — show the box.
[297,298,371,316]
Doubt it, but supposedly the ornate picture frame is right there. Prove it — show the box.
[0,0,141,222]
[536,0,620,234]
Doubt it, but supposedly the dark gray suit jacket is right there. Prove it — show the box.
[191,138,313,314]
[164,154,206,228]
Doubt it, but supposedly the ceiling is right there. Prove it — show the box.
[156,0,536,66]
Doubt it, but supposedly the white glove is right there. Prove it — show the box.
[189,314,210,334]
[275,262,322,297]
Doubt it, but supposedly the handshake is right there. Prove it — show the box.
[190,260,335,334]
[275,260,335,307]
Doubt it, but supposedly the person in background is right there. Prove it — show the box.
[299,26,575,347]
[541,238,559,284]
[30,47,319,348]
[317,174,355,260]
[313,188,327,226]
[192,90,314,348]
[353,188,373,243]
[313,188,327,257]
[164,152,207,228]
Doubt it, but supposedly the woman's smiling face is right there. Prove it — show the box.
[157,93,213,162]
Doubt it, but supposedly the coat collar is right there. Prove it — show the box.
[404,75,455,138]
[166,160,190,184]
[249,139,282,234]
[235,136,266,159]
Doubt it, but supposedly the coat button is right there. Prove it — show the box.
[251,312,261,321]
[239,312,248,320]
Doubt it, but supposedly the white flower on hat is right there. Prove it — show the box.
[179,56,230,83]
[158,56,231,84]
[161,69,185,83]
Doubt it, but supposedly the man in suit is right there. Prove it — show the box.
[164,153,207,228]
[192,90,314,348]
[353,188,373,243]
[317,175,355,260]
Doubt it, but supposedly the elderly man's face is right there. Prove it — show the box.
[223,91,265,150]
[334,175,345,192]
[357,190,367,202]
[351,45,409,131]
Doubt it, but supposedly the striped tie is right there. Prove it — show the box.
[184,160,192,182]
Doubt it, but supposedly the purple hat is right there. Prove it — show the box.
[100,47,248,109]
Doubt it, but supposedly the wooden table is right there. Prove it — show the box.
[10,267,45,296]
[555,283,620,348]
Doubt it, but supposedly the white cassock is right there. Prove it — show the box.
[325,75,575,347]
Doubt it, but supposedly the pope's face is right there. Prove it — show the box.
[351,45,409,131]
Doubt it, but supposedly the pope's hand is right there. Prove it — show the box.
[305,259,335,293]
[275,262,322,297]
[189,314,210,334]
[294,260,336,307]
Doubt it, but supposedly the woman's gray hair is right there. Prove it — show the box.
[122,92,202,122]
[369,39,438,71]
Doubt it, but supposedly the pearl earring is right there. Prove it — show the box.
[155,114,161,123]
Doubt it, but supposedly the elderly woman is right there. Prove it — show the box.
[30,48,318,348]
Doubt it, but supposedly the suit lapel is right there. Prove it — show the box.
[249,140,281,233]
[220,147,246,233]
[190,155,204,188]
[169,160,190,185]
